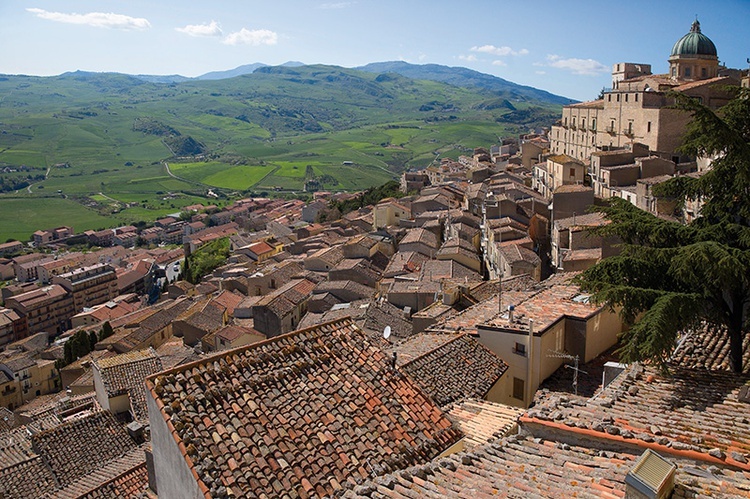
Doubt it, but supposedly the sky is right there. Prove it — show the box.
[1,0,748,101]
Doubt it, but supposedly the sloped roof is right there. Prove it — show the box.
[670,323,750,374]
[146,318,462,498]
[445,399,525,449]
[94,348,163,422]
[527,363,750,469]
[30,410,138,488]
[400,334,508,408]
[340,434,750,498]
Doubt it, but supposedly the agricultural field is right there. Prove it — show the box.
[0,64,564,241]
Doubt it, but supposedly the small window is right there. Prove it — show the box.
[608,94,611,102]
[513,342,526,356]
[513,377,525,400]
[569,167,576,177]
[625,94,629,102]
[635,93,638,102]
[685,67,691,77]
[701,67,707,78]
[647,121,652,133]
[616,94,620,102]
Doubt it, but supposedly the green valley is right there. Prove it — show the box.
[0,63,565,240]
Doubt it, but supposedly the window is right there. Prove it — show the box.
[647,121,652,133]
[591,118,596,129]
[513,377,525,400]
[635,93,638,102]
[513,342,526,356]
[685,67,691,77]
[581,118,585,129]
[569,167,576,177]
[608,95,611,102]
[625,94,628,102]
[701,67,707,78]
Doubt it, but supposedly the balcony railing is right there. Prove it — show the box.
[605,126,617,134]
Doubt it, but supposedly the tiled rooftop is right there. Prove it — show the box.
[388,332,462,367]
[51,447,147,499]
[146,318,462,498]
[0,455,58,498]
[670,323,750,374]
[94,349,163,422]
[445,399,524,449]
[341,434,750,498]
[400,334,508,408]
[30,410,138,488]
[527,363,750,469]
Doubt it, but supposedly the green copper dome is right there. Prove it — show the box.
[670,20,717,57]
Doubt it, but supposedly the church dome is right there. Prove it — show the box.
[670,20,717,57]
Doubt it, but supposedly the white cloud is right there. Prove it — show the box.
[492,60,507,67]
[318,2,354,8]
[535,70,547,75]
[26,8,150,30]
[470,45,528,57]
[458,54,478,62]
[545,54,608,75]
[176,20,222,37]
[223,28,278,46]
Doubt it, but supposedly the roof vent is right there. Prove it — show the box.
[739,385,750,404]
[127,421,146,443]
[625,449,676,499]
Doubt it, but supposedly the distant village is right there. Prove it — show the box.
[0,20,748,499]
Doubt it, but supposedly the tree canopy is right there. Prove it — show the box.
[575,87,750,373]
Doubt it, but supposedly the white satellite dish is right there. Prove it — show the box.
[383,326,391,340]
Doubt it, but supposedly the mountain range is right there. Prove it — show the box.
[126,61,574,105]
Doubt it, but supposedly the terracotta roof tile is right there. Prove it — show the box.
[528,363,750,469]
[30,410,138,487]
[0,455,58,497]
[670,323,750,374]
[94,349,163,423]
[445,399,525,449]
[400,335,508,408]
[341,434,750,498]
[146,318,462,498]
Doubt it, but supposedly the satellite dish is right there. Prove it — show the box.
[383,326,391,340]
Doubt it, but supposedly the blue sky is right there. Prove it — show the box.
[2,0,748,101]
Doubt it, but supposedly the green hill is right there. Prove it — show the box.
[0,63,563,241]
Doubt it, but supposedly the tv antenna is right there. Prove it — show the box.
[547,350,587,396]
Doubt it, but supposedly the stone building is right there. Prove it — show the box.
[549,20,740,178]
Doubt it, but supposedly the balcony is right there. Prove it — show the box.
[605,126,617,135]
[623,129,635,138]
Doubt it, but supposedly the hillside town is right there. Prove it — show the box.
[0,20,749,499]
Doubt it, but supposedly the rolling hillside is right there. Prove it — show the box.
[0,63,564,240]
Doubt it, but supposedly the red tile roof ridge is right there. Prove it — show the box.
[146,316,357,383]
[518,416,750,472]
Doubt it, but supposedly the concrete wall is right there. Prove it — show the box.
[584,308,622,362]
[146,389,204,499]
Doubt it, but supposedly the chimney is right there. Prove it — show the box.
[508,304,515,323]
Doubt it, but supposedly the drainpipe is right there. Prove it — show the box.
[526,319,535,407]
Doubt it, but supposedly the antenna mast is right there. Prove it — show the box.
[547,350,587,396]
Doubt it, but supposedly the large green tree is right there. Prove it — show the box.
[576,87,750,373]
